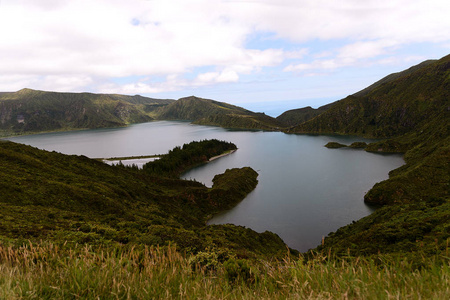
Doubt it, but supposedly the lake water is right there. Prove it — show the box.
[5,121,404,252]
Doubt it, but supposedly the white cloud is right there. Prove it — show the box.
[195,69,239,85]
[232,0,450,43]
[284,39,402,73]
[0,0,449,95]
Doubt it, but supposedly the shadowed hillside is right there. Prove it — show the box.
[0,139,289,258]
[0,88,174,136]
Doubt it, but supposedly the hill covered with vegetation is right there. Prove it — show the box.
[155,95,284,130]
[275,103,336,127]
[279,55,450,258]
[0,139,289,258]
[0,90,288,136]
[0,88,174,136]
[288,55,448,138]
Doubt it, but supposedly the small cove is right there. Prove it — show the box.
[5,121,404,252]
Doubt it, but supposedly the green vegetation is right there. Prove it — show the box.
[143,139,237,177]
[154,96,284,130]
[0,91,285,136]
[0,242,448,299]
[0,88,174,136]
[324,142,347,148]
[276,103,334,127]
[288,55,449,138]
[324,141,368,149]
[291,55,450,257]
[349,141,368,148]
[0,139,289,259]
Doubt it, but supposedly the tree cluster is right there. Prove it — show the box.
[143,139,237,177]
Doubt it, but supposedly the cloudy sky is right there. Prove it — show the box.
[1,0,449,115]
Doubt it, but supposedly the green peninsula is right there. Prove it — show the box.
[0,139,288,258]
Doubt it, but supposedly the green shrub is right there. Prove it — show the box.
[223,258,256,284]
[189,250,220,272]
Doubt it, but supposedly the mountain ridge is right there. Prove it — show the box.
[288,54,449,137]
[0,88,175,136]
[0,90,285,136]
[155,95,283,130]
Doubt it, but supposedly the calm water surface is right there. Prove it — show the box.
[6,121,404,251]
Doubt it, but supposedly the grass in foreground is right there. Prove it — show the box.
[0,242,448,299]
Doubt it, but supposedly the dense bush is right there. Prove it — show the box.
[143,139,237,177]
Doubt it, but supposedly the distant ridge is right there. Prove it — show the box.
[155,95,283,130]
[0,90,285,136]
[0,88,174,136]
[275,102,335,127]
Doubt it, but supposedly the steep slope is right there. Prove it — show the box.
[156,96,283,130]
[288,55,449,138]
[0,139,289,258]
[352,60,436,97]
[276,60,436,128]
[0,88,174,136]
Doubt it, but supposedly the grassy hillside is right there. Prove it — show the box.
[288,55,449,138]
[285,55,450,257]
[0,88,174,136]
[273,60,437,128]
[155,96,284,130]
[276,103,334,127]
[0,139,289,258]
[352,59,436,97]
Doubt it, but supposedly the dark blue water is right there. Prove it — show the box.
[6,121,404,251]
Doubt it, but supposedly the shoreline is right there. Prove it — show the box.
[100,154,161,161]
[208,149,237,162]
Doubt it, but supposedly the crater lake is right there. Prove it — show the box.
[5,121,404,251]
